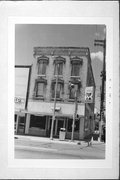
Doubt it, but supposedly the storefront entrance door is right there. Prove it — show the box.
[48,117,65,138]
[56,120,64,136]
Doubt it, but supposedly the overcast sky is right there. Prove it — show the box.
[15,24,106,110]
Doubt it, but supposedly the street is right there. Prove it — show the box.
[14,136,105,159]
[15,148,81,159]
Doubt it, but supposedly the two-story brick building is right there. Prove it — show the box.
[15,47,95,140]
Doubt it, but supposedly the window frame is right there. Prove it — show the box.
[54,62,63,76]
[68,78,81,101]
[30,115,46,130]
[51,79,64,100]
[70,56,83,77]
[53,56,66,77]
[33,79,47,99]
[37,56,49,76]
[69,84,79,99]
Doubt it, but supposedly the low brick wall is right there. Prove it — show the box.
[66,132,79,140]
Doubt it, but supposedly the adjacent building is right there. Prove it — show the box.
[15,47,95,140]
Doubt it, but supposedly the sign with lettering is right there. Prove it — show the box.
[15,67,30,110]
[85,86,94,103]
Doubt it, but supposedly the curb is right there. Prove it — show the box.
[14,135,104,146]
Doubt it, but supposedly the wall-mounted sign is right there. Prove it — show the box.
[51,107,61,112]
[15,66,30,110]
[14,97,25,104]
[85,86,94,103]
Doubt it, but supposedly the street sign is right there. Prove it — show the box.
[85,86,94,103]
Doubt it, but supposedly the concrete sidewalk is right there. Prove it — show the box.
[14,135,105,159]
[14,134,104,146]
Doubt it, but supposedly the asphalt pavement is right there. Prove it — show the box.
[14,135,105,159]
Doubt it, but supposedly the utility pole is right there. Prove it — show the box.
[71,90,78,141]
[94,39,106,140]
[50,64,59,140]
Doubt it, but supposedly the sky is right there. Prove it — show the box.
[15,24,106,111]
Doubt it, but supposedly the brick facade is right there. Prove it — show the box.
[15,47,95,140]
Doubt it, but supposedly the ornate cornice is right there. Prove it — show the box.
[33,47,89,57]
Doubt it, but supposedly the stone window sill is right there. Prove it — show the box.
[33,96,45,100]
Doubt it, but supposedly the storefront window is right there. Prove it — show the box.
[74,120,80,132]
[30,115,46,130]
[14,114,17,131]
[67,119,72,132]
[67,118,79,132]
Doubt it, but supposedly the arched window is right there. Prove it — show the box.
[33,78,47,99]
[51,79,64,100]
[69,78,81,100]
[53,56,66,76]
[37,56,49,76]
[70,56,83,77]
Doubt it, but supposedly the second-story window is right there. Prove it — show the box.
[33,79,47,99]
[69,84,78,99]
[70,56,83,77]
[36,82,45,97]
[54,56,66,76]
[51,79,64,100]
[37,56,49,76]
[69,78,81,100]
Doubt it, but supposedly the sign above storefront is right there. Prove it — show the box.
[51,107,61,111]
[85,86,94,103]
